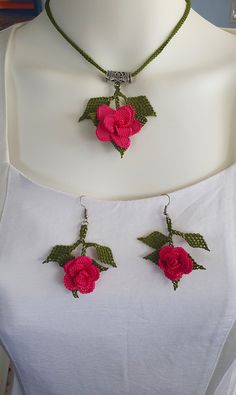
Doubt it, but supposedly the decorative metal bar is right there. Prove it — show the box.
[105,71,132,84]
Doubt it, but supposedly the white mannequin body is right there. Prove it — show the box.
[4,1,236,394]
[6,0,236,200]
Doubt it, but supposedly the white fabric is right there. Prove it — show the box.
[214,358,236,395]
[0,24,236,395]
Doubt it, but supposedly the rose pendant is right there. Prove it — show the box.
[78,71,157,158]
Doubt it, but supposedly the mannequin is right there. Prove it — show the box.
[5,0,236,200]
[3,1,236,395]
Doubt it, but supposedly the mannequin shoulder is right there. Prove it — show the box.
[0,25,13,52]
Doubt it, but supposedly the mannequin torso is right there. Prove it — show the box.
[1,2,236,394]
[5,0,236,200]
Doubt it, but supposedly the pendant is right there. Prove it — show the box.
[78,71,157,158]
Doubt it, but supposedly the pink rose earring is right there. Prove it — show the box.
[42,196,117,299]
[137,194,210,290]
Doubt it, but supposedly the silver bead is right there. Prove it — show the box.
[105,70,132,84]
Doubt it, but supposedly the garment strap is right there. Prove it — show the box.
[0,22,26,165]
[0,25,12,164]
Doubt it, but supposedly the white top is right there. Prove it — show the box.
[0,23,236,395]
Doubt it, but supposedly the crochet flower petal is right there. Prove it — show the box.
[64,273,77,291]
[75,256,93,265]
[114,105,135,126]
[64,259,76,274]
[130,119,143,135]
[115,126,132,137]
[164,269,183,281]
[67,262,81,277]
[75,272,96,294]
[112,134,131,149]
[159,245,174,259]
[96,105,114,121]
[88,263,100,281]
[103,116,115,133]
[96,123,112,141]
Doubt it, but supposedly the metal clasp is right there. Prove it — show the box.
[105,70,132,84]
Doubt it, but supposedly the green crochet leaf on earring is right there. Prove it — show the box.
[42,244,78,266]
[188,253,206,271]
[172,230,210,251]
[137,231,169,249]
[92,259,109,272]
[72,290,79,298]
[78,97,111,122]
[86,242,117,268]
[143,250,159,264]
[173,280,180,291]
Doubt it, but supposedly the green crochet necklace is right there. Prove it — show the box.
[45,0,191,157]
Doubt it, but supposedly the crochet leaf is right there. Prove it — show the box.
[72,290,79,298]
[42,244,76,266]
[78,97,111,122]
[92,259,109,272]
[126,96,156,119]
[88,112,99,126]
[188,254,206,271]
[137,231,169,250]
[143,250,159,264]
[86,242,117,268]
[135,114,148,126]
[172,280,180,291]
[111,141,126,158]
[172,230,210,251]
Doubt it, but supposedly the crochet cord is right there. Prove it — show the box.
[44,0,191,78]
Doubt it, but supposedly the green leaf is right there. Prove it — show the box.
[188,254,206,271]
[111,141,127,158]
[172,280,180,291]
[126,96,157,118]
[88,112,99,126]
[72,290,79,298]
[135,114,147,126]
[42,244,75,266]
[92,259,109,272]
[172,230,210,251]
[78,97,111,122]
[138,231,169,250]
[86,243,117,267]
[193,263,206,270]
[143,250,159,264]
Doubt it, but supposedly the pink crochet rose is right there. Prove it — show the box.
[95,104,142,149]
[63,255,100,294]
[157,245,193,281]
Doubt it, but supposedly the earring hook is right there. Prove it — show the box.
[80,195,86,209]
[161,193,170,215]
[80,195,89,224]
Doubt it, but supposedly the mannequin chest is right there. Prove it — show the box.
[5,24,236,200]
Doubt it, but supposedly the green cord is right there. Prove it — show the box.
[45,0,191,78]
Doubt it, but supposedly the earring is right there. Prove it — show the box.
[137,194,210,291]
[42,196,117,299]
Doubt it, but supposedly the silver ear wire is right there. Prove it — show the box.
[80,195,89,225]
[161,193,170,215]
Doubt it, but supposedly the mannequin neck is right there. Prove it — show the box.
[44,0,189,71]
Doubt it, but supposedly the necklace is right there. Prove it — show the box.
[45,0,191,157]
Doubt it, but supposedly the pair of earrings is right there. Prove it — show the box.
[42,194,210,299]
